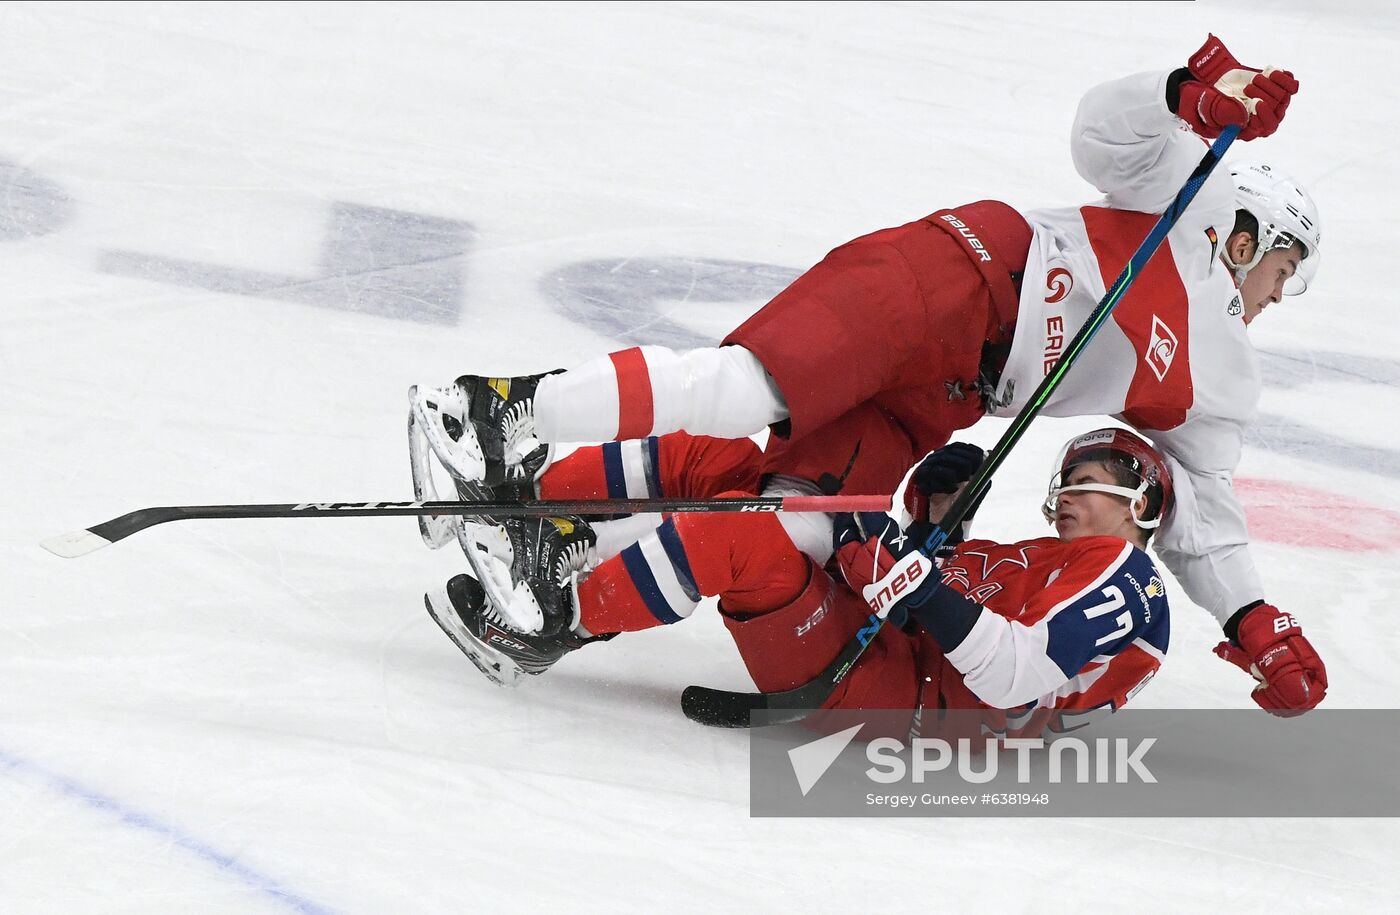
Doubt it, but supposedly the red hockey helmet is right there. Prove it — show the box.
[1041,428,1174,530]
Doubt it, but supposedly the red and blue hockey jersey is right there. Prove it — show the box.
[910,535,1170,738]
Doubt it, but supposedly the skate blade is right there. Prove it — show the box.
[424,590,525,688]
[407,390,457,550]
[456,524,545,635]
[409,383,487,486]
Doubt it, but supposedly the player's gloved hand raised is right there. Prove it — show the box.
[902,441,985,524]
[1177,34,1299,141]
[1214,602,1328,715]
[835,441,985,612]
[837,441,985,593]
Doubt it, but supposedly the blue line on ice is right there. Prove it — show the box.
[0,746,333,915]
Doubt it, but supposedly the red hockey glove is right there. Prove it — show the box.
[1179,34,1299,141]
[1214,603,1328,716]
[1237,69,1298,140]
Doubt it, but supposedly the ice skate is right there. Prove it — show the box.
[407,370,561,548]
[425,516,607,685]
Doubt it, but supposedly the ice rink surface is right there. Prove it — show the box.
[4,1,1400,911]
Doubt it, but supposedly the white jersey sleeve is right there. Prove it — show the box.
[1069,69,1235,216]
[1148,418,1265,624]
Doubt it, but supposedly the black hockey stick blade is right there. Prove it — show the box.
[41,507,187,558]
[681,685,763,728]
[680,683,824,728]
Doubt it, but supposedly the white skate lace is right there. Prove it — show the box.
[554,539,592,587]
[478,577,544,636]
[468,543,511,628]
[502,400,540,480]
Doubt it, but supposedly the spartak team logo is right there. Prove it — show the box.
[1045,267,1073,304]
[1146,314,1178,381]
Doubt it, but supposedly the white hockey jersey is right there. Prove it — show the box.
[989,69,1263,623]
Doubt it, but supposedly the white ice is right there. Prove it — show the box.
[4,2,1400,911]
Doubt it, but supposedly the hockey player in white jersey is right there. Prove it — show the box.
[412,34,1326,714]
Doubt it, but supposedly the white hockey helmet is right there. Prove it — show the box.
[1041,428,1174,531]
[1230,161,1321,295]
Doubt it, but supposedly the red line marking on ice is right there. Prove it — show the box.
[1236,477,1400,552]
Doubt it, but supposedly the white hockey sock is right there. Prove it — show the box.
[592,513,666,562]
[534,345,788,443]
[765,476,835,565]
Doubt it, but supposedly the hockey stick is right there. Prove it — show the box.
[39,494,890,559]
[681,124,1242,728]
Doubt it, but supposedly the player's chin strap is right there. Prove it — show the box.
[1041,481,1160,529]
[1229,230,1301,288]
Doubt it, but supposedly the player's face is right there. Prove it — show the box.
[1241,240,1304,325]
[1052,462,1138,543]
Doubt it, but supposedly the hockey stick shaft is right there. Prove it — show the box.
[40,494,891,559]
[682,125,1241,728]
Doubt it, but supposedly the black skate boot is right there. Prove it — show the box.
[452,372,562,497]
[426,516,610,685]
[407,370,562,549]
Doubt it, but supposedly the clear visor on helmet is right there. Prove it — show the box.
[1041,463,1161,530]
[1257,228,1317,296]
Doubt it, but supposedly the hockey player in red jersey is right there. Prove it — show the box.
[426,430,1174,737]
[411,34,1325,714]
